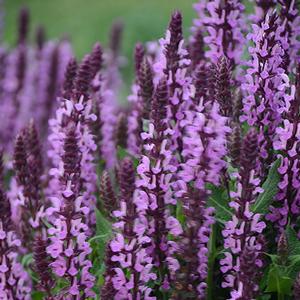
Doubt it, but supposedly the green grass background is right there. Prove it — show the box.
[4,0,196,90]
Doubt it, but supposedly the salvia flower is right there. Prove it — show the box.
[136,78,183,295]
[99,170,118,217]
[241,12,293,177]
[33,235,55,297]
[193,0,246,68]
[0,187,31,299]
[278,0,300,72]
[47,127,95,298]
[266,64,299,233]
[175,100,229,298]
[104,157,156,299]
[221,129,265,299]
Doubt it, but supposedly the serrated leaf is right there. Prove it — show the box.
[207,185,232,223]
[265,266,292,295]
[252,158,281,214]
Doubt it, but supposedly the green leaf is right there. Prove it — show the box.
[207,185,232,223]
[31,292,43,300]
[176,201,185,226]
[286,227,300,256]
[252,158,281,214]
[91,209,112,266]
[265,266,292,295]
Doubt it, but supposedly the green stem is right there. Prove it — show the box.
[206,223,217,300]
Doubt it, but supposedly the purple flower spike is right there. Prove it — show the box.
[215,56,232,117]
[103,157,156,299]
[0,187,31,299]
[193,0,246,68]
[279,0,300,72]
[241,12,293,177]
[47,127,95,298]
[136,77,183,294]
[33,235,55,296]
[99,170,118,218]
[17,6,29,45]
[176,97,229,298]
[221,129,265,299]
[62,57,78,100]
[266,64,300,233]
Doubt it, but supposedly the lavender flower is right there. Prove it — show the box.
[221,129,266,299]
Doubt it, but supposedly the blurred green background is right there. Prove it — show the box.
[4,0,196,90]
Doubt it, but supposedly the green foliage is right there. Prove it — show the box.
[207,184,232,224]
[252,158,281,214]
[90,208,112,287]
[262,228,300,299]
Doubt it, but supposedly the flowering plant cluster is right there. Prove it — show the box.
[1,1,300,299]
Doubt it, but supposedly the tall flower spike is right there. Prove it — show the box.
[165,10,183,75]
[99,170,118,217]
[17,6,29,45]
[229,124,242,168]
[35,25,46,51]
[193,0,246,68]
[215,56,232,117]
[154,11,192,162]
[134,42,145,80]
[221,129,266,300]
[47,127,95,298]
[90,42,103,79]
[12,131,44,245]
[0,187,31,298]
[33,235,55,297]
[176,98,229,298]
[241,12,293,177]
[139,57,154,119]
[189,28,205,68]
[109,20,124,59]
[136,77,183,296]
[115,112,128,149]
[279,0,300,72]
[266,63,299,233]
[62,57,77,99]
[74,54,92,101]
[105,157,156,299]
